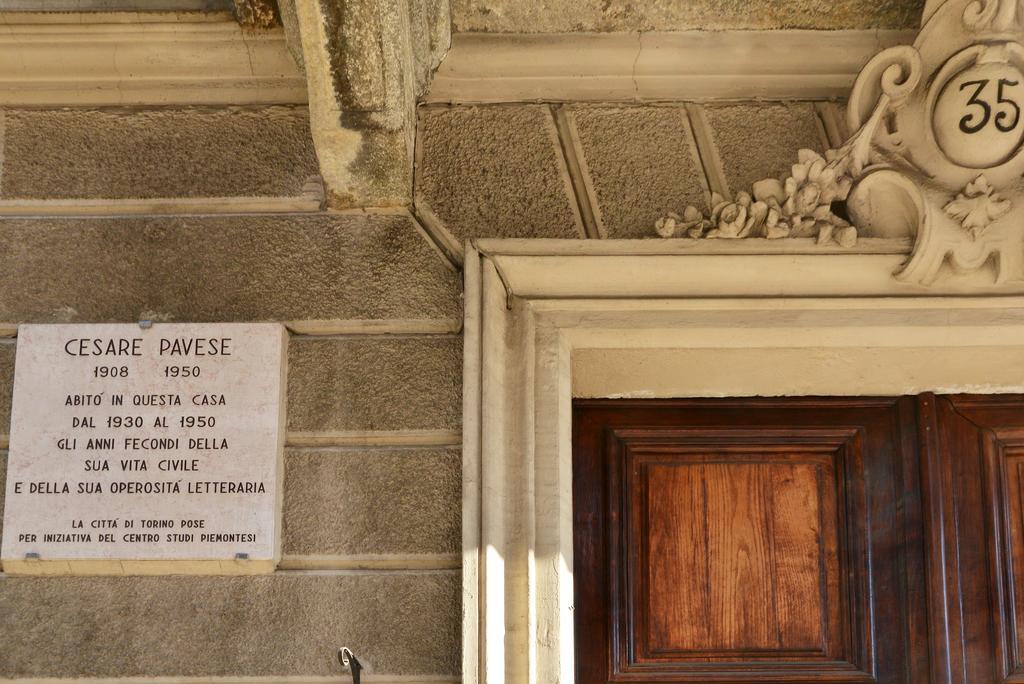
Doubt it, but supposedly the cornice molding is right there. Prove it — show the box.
[0,16,307,106]
[1,0,230,10]
[469,238,1024,296]
[426,29,918,103]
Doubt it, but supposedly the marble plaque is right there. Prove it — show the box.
[0,323,287,575]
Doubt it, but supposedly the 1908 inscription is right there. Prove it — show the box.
[0,323,287,575]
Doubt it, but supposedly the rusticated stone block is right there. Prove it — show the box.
[283,447,460,555]
[2,107,319,200]
[288,335,462,433]
[0,213,460,324]
[416,105,582,242]
[0,572,459,676]
[570,105,708,238]
[704,102,830,199]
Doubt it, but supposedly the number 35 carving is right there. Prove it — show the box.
[959,78,1022,133]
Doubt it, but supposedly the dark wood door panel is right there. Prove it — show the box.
[993,437,1024,680]
[624,436,852,666]
[574,398,927,684]
[640,458,833,656]
[930,395,1024,684]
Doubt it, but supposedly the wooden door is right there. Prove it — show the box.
[923,394,1024,683]
[573,398,928,683]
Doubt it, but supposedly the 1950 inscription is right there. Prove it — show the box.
[0,323,287,575]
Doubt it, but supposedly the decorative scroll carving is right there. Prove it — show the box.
[656,0,1024,287]
[963,0,1024,30]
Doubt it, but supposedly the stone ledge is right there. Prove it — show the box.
[0,18,306,106]
[0,194,325,216]
[427,30,917,103]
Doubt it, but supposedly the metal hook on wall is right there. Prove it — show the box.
[338,647,363,684]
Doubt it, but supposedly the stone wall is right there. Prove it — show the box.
[0,107,318,200]
[0,105,463,680]
[0,94,849,681]
[414,101,841,246]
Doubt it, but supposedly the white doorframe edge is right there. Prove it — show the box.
[462,238,1024,684]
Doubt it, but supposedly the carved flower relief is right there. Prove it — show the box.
[944,175,1013,239]
[656,192,762,239]
[656,149,858,247]
[655,205,706,238]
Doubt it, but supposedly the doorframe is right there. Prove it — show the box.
[462,237,1024,684]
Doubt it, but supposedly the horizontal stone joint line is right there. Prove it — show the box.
[0,193,325,218]
[273,567,460,577]
[285,430,462,448]
[0,567,461,579]
[0,11,236,25]
[279,553,461,571]
[0,676,460,683]
[284,319,463,336]
[0,322,462,339]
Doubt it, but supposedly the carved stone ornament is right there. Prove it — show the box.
[656,0,1024,285]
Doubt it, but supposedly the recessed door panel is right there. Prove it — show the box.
[640,459,833,656]
[931,396,1024,684]
[574,398,926,683]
